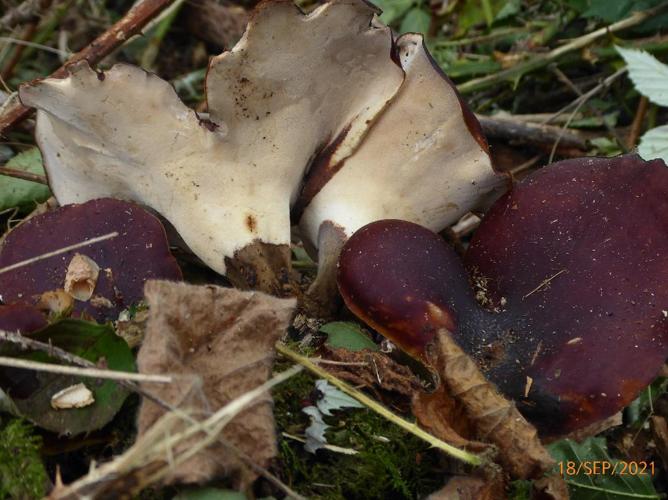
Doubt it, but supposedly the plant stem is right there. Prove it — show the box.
[458,2,668,94]
[0,0,176,137]
[275,342,484,466]
[0,165,46,183]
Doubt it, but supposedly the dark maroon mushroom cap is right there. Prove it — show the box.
[0,198,182,322]
[338,155,668,437]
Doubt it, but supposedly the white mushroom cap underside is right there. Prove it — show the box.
[19,0,403,275]
[299,33,498,246]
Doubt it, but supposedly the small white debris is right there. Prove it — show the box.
[567,337,583,345]
[51,383,95,409]
[524,376,533,398]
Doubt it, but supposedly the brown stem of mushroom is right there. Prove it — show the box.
[0,165,47,184]
[302,222,348,318]
[0,0,176,137]
[628,96,649,149]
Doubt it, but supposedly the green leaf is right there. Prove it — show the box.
[617,46,668,107]
[399,7,431,35]
[174,488,247,500]
[625,377,668,426]
[495,0,521,21]
[0,148,51,213]
[583,0,634,22]
[638,125,668,163]
[371,0,414,25]
[548,437,660,499]
[0,418,48,499]
[321,321,379,352]
[0,319,135,435]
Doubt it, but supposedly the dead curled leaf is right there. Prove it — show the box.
[412,385,490,453]
[136,280,296,487]
[430,329,554,480]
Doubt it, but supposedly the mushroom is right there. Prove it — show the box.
[337,155,668,437]
[296,33,501,313]
[0,198,182,322]
[18,0,404,295]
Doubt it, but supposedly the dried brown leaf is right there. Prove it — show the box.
[137,281,296,487]
[431,329,554,479]
[412,385,490,453]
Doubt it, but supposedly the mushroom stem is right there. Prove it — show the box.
[301,221,348,318]
[224,241,294,297]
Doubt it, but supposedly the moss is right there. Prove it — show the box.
[0,418,48,499]
[273,365,444,499]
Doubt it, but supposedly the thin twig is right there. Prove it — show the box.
[523,269,568,300]
[628,96,649,149]
[0,35,70,57]
[0,231,118,275]
[458,2,668,94]
[0,0,176,137]
[542,68,627,126]
[0,23,38,82]
[276,342,484,466]
[0,355,173,382]
[0,165,47,184]
[550,65,628,153]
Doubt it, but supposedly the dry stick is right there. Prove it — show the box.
[0,0,176,137]
[475,114,587,154]
[551,65,629,153]
[0,231,118,275]
[276,342,484,466]
[0,356,173,382]
[542,68,627,126]
[0,328,303,499]
[0,165,47,184]
[458,2,668,95]
[628,96,649,149]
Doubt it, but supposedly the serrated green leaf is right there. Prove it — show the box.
[548,437,660,499]
[400,7,431,35]
[0,148,51,213]
[617,46,668,107]
[638,125,668,163]
[321,321,379,352]
[0,319,135,435]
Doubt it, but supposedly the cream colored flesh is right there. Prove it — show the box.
[19,0,403,275]
[300,33,499,248]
